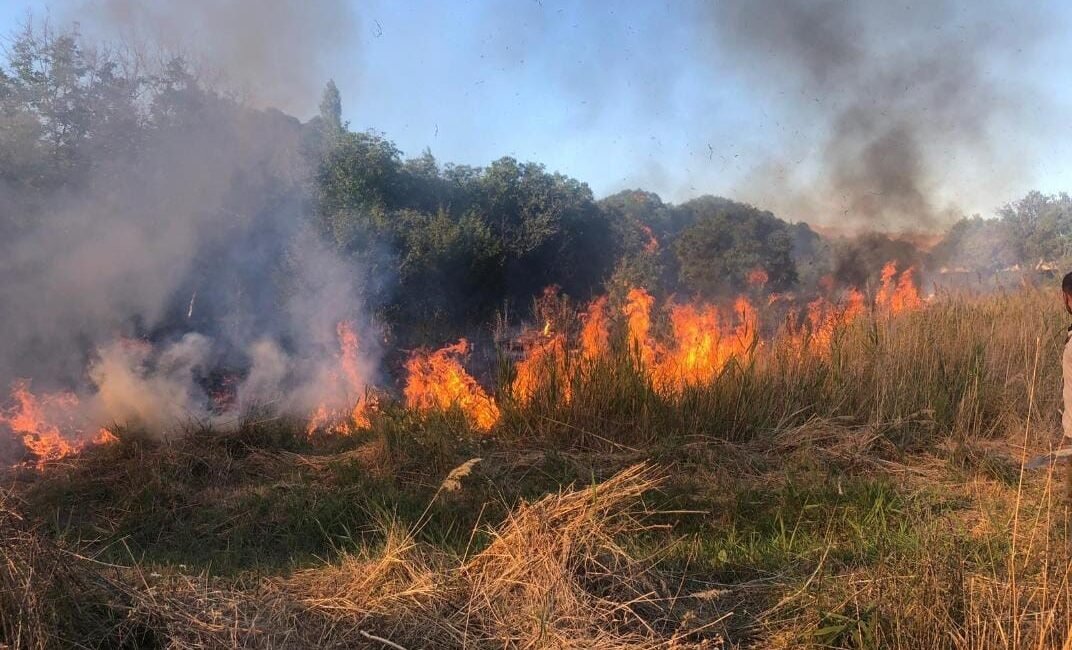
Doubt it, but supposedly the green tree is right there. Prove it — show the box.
[998,191,1072,263]
[319,79,343,137]
[932,216,1016,272]
[315,130,402,248]
[674,197,797,296]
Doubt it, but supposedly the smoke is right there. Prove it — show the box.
[704,0,1047,230]
[0,27,379,444]
[89,334,213,432]
[60,0,358,116]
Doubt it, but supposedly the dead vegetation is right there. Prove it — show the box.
[5,288,1072,648]
[1,463,724,648]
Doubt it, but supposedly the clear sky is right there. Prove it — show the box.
[3,1,1072,227]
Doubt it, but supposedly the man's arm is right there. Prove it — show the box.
[1064,334,1072,441]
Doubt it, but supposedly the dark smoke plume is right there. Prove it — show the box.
[705,0,1046,230]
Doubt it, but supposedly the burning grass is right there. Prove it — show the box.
[2,265,923,462]
[4,285,1072,648]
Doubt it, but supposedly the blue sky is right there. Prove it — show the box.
[3,1,1072,227]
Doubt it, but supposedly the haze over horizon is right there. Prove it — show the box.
[4,0,1071,230]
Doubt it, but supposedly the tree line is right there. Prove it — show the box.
[2,25,1067,348]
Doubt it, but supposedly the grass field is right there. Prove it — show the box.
[4,285,1072,649]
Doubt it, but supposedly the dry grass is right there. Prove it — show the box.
[284,463,720,649]
[2,464,722,648]
[6,286,1072,648]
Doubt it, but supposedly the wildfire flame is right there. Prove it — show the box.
[579,296,610,362]
[3,259,928,465]
[786,278,905,356]
[404,339,500,431]
[512,321,569,406]
[305,320,372,436]
[619,289,760,394]
[639,224,659,254]
[747,267,770,288]
[623,287,658,368]
[0,380,114,467]
[654,297,758,392]
[875,262,922,314]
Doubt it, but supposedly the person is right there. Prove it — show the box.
[1063,272,1072,497]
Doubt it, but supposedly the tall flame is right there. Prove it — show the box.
[512,323,569,406]
[639,224,659,254]
[653,297,758,392]
[306,320,371,436]
[875,262,922,314]
[404,339,500,431]
[656,302,724,389]
[623,287,657,368]
[579,296,610,362]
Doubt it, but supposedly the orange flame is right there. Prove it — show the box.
[306,320,371,436]
[512,323,569,406]
[0,380,113,466]
[890,267,923,313]
[579,296,610,362]
[656,302,723,389]
[747,267,770,288]
[845,288,867,321]
[786,288,870,356]
[623,287,657,368]
[648,295,758,393]
[875,262,923,314]
[639,224,659,254]
[404,339,499,431]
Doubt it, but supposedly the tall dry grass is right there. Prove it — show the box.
[488,287,1064,454]
[5,286,1072,648]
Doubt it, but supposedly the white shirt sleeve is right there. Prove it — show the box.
[1063,332,1072,440]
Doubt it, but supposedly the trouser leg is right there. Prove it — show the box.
[1065,455,1072,502]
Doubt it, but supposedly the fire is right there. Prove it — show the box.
[875,262,922,314]
[512,322,569,406]
[579,296,610,362]
[623,287,657,367]
[639,224,659,254]
[875,262,898,308]
[845,288,867,321]
[665,298,757,388]
[305,403,331,437]
[656,302,723,389]
[0,380,113,466]
[747,267,770,288]
[788,297,840,354]
[890,267,923,313]
[92,428,118,445]
[305,320,372,436]
[786,274,905,356]
[404,339,500,431]
[3,257,932,464]
[623,292,760,394]
[336,321,372,428]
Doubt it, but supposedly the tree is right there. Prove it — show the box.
[674,198,797,296]
[319,79,343,138]
[315,129,402,248]
[932,216,1016,272]
[0,23,143,232]
[998,191,1072,264]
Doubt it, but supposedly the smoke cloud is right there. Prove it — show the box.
[0,27,379,446]
[60,0,358,116]
[703,0,1047,230]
